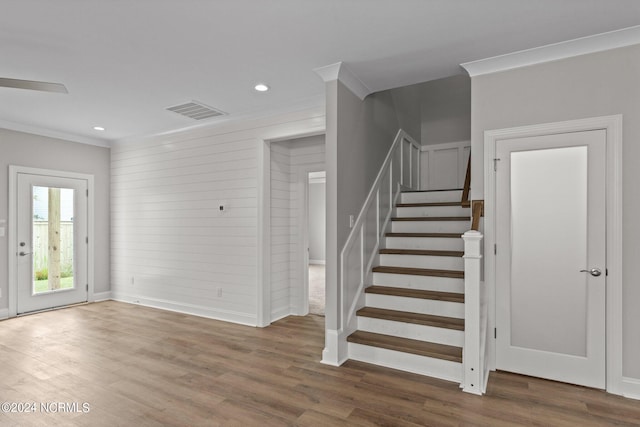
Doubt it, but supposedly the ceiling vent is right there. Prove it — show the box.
[166,101,226,120]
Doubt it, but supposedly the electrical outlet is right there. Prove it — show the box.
[130,276,135,286]
[349,215,355,228]
[217,288,222,298]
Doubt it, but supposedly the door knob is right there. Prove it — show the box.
[580,268,602,277]
[19,251,32,257]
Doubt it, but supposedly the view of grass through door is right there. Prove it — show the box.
[32,186,75,294]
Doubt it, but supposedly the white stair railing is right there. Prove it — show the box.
[339,129,420,344]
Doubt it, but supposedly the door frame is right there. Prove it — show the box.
[484,115,623,394]
[8,166,95,317]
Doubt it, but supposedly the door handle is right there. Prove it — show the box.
[19,251,32,257]
[580,268,602,277]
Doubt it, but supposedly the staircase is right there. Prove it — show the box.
[346,189,470,382]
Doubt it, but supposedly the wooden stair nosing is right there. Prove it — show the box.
[392,216,469,222]
[385,232,462,238]
[372,266,464,279]
[347,331,463,363]
[356,307,464,331]
[396,202,466,208]
[379,249,463,257]
[401,189,463,193]
[365,286,464,303]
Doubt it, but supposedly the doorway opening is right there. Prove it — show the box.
[307,171,326,315]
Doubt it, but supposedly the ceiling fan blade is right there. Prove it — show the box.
[0,77,68,94]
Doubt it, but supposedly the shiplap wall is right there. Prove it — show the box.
[270,135,325,319]
[111,109,325,325]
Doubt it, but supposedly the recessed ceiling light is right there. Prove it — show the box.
[93,126,105,131]
[254,83,270,92]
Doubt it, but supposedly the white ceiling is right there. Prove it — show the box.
[1,0,639,146]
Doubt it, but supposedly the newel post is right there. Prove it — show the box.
[462,230,483,395]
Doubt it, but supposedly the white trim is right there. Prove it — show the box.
[313,62,371,100]
[111,292,256,326]
[321,328,350,366]
[271,306,290,323]
[92,291,112,302]
[309,259,326,265]
[484,114,623,396]
[0,308,8,320]
[621,377,640,400]
[8,166,96,318]
[257,139,271,327]
[462,25,640,77]
[0,119,111,147]
[420,140,471,152]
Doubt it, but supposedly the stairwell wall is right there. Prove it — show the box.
[323,79,422,362]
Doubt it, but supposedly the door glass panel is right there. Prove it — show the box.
[510,147,587,356]
[32,186,75,294]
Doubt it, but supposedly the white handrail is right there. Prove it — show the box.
[339,129,420,337]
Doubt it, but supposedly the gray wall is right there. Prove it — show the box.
[308,181,325,262]
[421,74,471,145]
[471,44,640,379]
[0,129,111,309]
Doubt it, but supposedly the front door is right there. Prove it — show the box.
[495,129,606,388]
[16,172,88,314]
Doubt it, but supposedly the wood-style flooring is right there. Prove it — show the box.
[0,301,638,426]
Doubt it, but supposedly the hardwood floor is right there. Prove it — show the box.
[0,301,638,426]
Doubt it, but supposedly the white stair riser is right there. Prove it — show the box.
[385,236,464,251]
[396,206,470,217]
[373,273,464,293]
[379,254,463,270]
[401,190,462,204]
[366,294,464,318]
[392,221,469,233]
[357,316,464,347]
[348,343,462,383]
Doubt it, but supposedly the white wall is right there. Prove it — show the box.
[111,108,325,326]
[270,135,325,319]
[308,181,326,262]
[471,44,640,380]
[421,74,471,146]
[0,129,111,312]
[420,141,470,190]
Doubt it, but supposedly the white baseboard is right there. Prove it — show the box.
[309,259,326,265]
[92,291,112,302]
[621,377,640,400]
[111,292,257,326]
[321,328,351,366]
[0,308,8,320]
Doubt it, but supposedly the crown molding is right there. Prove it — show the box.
[314,61,371,100]
[461,25,640,77]
[0,119,111,147]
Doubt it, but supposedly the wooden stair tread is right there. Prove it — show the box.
[356,307,464,331]
[365,286,464,303]
[347,331,463,363]
[372,266,464,279]
[392,216,469,222]
[379,249,463,257]
[386,232,462,238]
[401,189,463,193]
[396,202,466,207]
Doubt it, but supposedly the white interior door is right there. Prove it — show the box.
[495,129,606,389]
[16,173,88,314]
